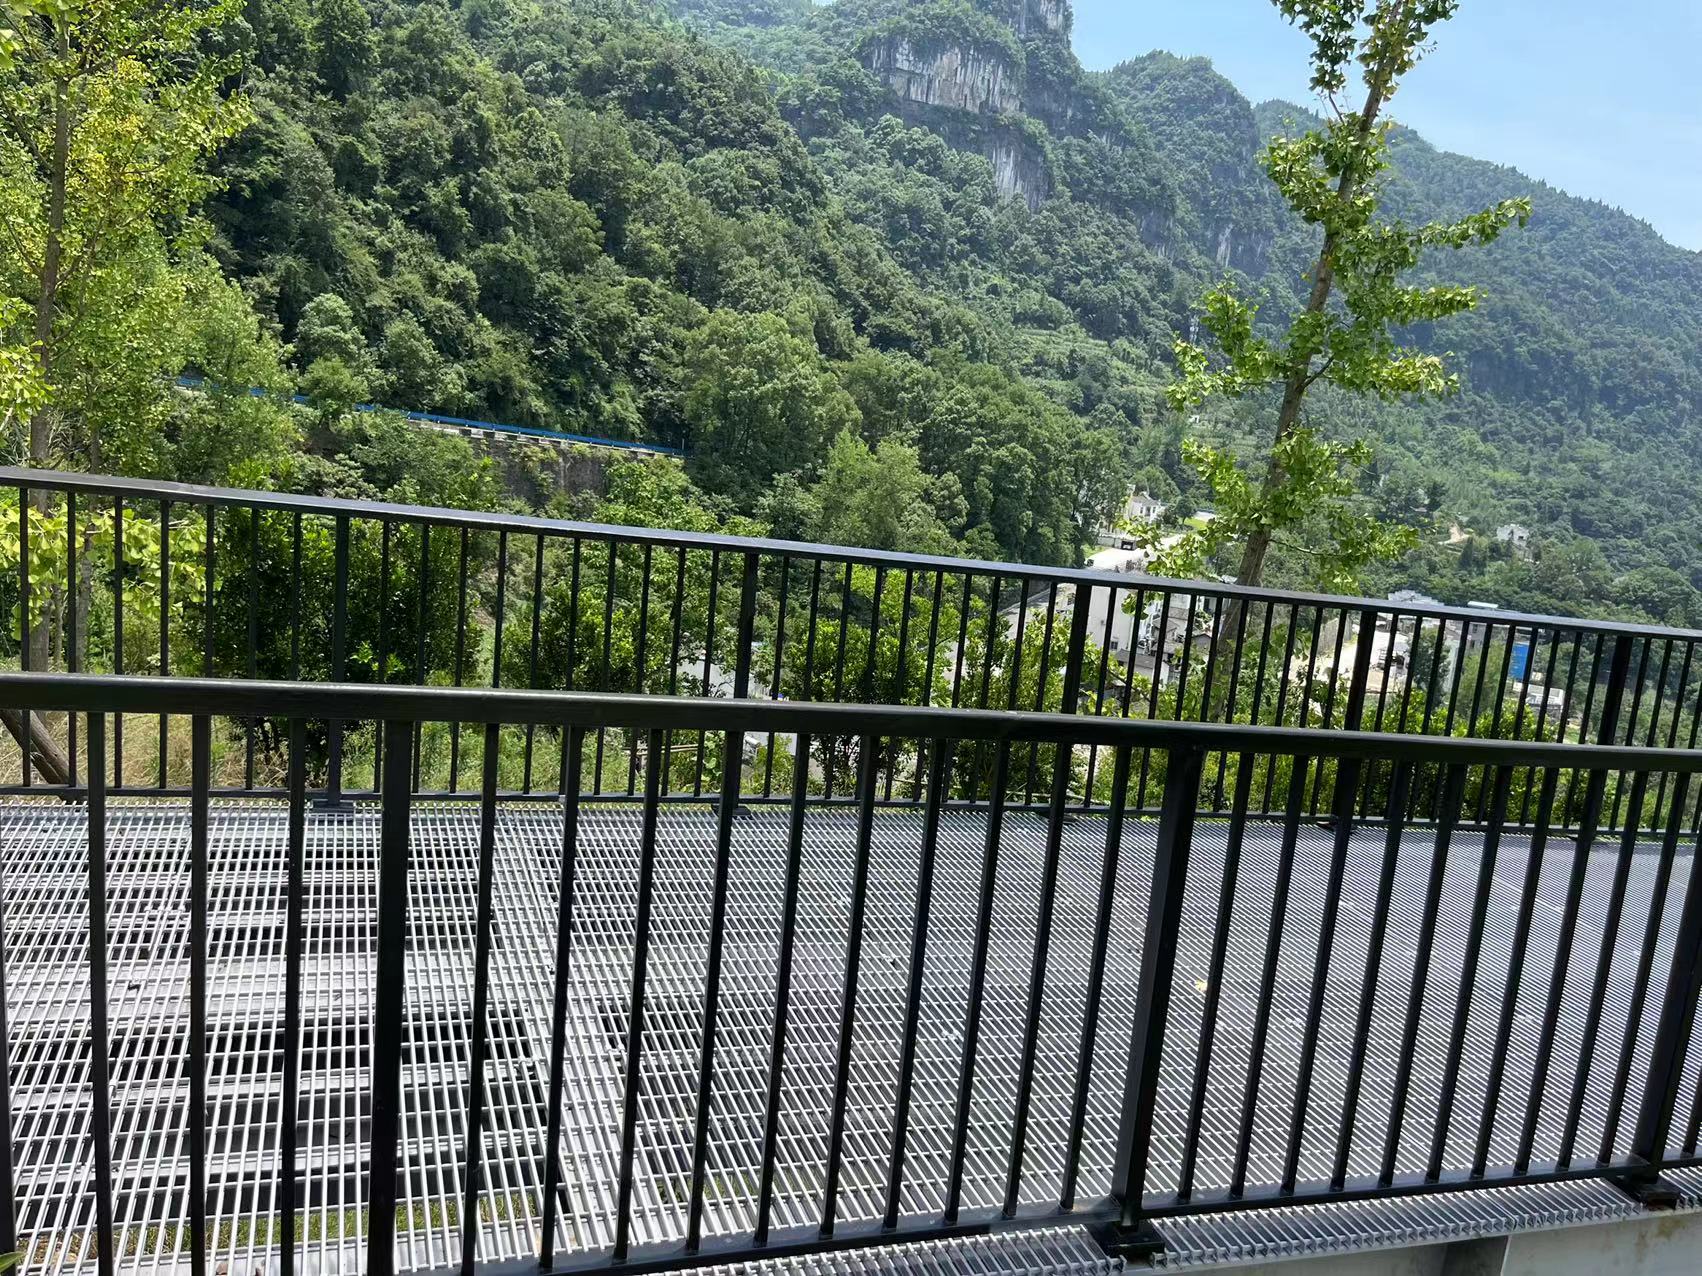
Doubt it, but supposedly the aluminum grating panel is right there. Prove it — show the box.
[0,801,1696,1276]
[1147,1177,1654,1269]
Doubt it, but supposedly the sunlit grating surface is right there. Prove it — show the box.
[0,800,1697,1276]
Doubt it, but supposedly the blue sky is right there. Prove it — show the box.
[1070,1,1702,252]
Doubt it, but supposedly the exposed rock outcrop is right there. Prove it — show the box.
[865,38,1023,115]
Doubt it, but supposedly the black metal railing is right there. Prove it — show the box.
[2,467,1701,829]
[0,673,1700,1275]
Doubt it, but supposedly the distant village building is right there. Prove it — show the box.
[1496,523,1534,560]
[1095,488,1168,549]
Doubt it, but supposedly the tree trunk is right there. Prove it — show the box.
[0,35,73,778]
[0,708,72,786]
[1207,13,1412,720]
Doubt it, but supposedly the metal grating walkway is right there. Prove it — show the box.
[0,800,1698,1276]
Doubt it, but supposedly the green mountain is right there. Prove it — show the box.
[209,0,1702,624]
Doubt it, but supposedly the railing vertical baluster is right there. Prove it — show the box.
[87,712,115,1276]
[694,550,719,796]
[1473,768,1558,1179]
[203,506,216,679]
[1005,633,1089,1213]
[373,521,392,790]
[628,546,652,795]
[189,716,210,1276]
[113,499,124,781]
[158,500,170,788]
[884,740,949,1229]
[949,573,971,710]
[1598,774,1689,1164]
[412,523,430,790]
[1650,643,1691,836]
[65,489,77,786]
[764,560,790,799]
[1631,778,1702,1176]
[1061,744,1135,1210]
[731,551,759,727]
[1557,771,1651,1167]
[685,726,743,1252]
[522,535,544,791]
[1332,760,1414,1190]
[278,720,307,1276]
[1174,593,1199,716]
[1083,587,1118,806]
[1281,750,1366,1194]
[944,740,1008,1224]
[366,719,414,1276]
[322,514,350,807]
[15,488,28,789]
[448,527,470,793]
[1022,583,1059,801]
[1380,764,1467,1186]
[1518,759,1613,1173]
[1175,758,1255,1202]
[460,726,501,1275]
[821,735,879,1239]
[491,531,508,692]
[539,727,584,1267]
[1229,759,1310,1198]
[754,733,810,1246]
[612,729,663,1262]
[862,567,886,708]
[658,548,686,798]
[246,506,259,790]
[888,572,914,801]
[1426,765,1513,1182]
[1109,742,1204,1249]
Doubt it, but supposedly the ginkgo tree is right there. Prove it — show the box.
[1155,0,1531,606]
[0,0,249,470]
[1,0,250,779]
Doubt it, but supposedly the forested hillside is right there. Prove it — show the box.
[192,0,1702,621]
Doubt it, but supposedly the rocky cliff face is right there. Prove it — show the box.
[1017,0,1069,36]
[865,37,1024,114]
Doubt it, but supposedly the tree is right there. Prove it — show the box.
[681,309,858,504]
[1161,0,1529,602]
[311,0,376,99]
[0,0,250,469]
[809,429,960,554]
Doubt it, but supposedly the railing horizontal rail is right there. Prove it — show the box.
[2,672,1702,1275]
[5,672,1702,773]
[4,468,1701,839]
[3,467,1697,640]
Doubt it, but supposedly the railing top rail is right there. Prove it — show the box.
[2,466,1696,644]
[7,672,1702,774]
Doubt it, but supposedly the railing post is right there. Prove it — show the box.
[1573,634,1633,839]
[365,719,413,1276]
[1625,774,1702,1204]
[1060,582,1093,714]
[1599,633,1634,743]
[1104,742,1204,1256]
[318,513,352,810]
[732,550,760,701]
[1330,607,1378,825]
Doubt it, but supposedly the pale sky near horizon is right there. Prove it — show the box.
[1069,1,1702,252]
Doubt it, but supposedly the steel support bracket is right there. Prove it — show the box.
[1609,1172,1684,1211]
[1087,1217,1167,1261]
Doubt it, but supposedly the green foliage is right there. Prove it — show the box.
[682,310,859,501]
[0,0,254,470]
[1162,0,1529,595]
